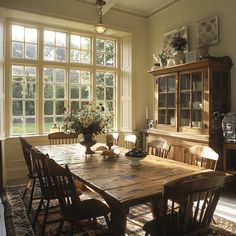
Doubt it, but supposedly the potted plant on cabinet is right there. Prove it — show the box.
[170,33,187,65]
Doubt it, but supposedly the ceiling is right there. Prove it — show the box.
[75,0,181,18]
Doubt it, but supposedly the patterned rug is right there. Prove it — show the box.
[2,185,236,236]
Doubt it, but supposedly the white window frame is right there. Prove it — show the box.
[0,8,133,137]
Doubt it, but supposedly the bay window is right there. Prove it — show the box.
[7,20,118,135]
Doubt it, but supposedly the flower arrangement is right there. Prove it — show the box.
[170,33,187,51]
[63,101,113,136]
[153,49,172,66]
[153,49,172,63]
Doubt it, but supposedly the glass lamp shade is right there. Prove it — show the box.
[94,23,107,34]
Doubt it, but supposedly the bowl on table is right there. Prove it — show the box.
[125,148,147,166]
[102,150,119,160]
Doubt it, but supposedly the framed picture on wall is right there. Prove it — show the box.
[185,50,198,63]
[162,26,188,53]
[197,15,219,47]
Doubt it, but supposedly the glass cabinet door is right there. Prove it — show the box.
[180,71,203,128]
[157,75,176,126]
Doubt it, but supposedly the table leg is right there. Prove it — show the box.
[150,197,164,219]
[110,206,129,236]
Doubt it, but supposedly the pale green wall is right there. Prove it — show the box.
[147,0,236,112]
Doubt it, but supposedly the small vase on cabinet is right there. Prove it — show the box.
[174,50,185,65]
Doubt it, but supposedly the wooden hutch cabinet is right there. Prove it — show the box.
[148,56,233,170]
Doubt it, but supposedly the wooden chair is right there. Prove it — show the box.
[45,157,110,235]
[48,132,78,145]
[143,171,226,236]
[124,134,137,150]
[188,145,219,170]
[30,147,60,235]
[19,137,38,215]
[147,140,171,158]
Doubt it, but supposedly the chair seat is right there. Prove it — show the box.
[63,199,110,223]
[143,214,208,236]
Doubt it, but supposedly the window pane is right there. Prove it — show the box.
[55,69,65,83]
[12,83,23,98]
[55,47,66,62]
[158,94,166,107]
[12,101,23,115]
[12,118,23,134]
[12,42,24,58]
[81,86,89,99]
[25,28,37,43]
[25,101,35,115]
[25,44,37,59]
[105,54,114,66]
[12,65,24,81]
[44,30,55,45]
[96,73,104,85]
[105,40,114,53]
[44,84,53,98]
[81,51,90,63]
[55,84,65,98]
[80,71,90,84]
[25,84,35,98]
[96,39,105,51]
[56,32,66,47]
[81,37,90,50]
[44,117,53,133]
[44,68,53,82]
[70,70,80,83]
[56,101,65,115]
[71,35,80,48]
[44,101,53,115]
[71,101,79,111]
[44,46,55,60]
[70,49,80,62]
[26,118,36,133]
[71,85,79,99]
[105,73,114,86]
[12,25,24,41]
[96,87,104,100]
[106,87,113,100]
[96,53,104,65]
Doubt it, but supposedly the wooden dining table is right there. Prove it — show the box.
[36,143,205,236]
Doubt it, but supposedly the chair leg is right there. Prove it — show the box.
[104,214,111,231]
[27,178,36,215]
[40,199,50,236]
[33,198,43,228]
[22,178,32,199]
[56,219,65,235]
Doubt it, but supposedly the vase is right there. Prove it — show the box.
[174,50,185,65]
[160,59,167,68]
[80,133,97,154]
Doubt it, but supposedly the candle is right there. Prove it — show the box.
[145,106,148,120]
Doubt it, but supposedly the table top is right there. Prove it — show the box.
[36,143,204,207]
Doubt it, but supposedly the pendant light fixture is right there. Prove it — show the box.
[94,0,107,34]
